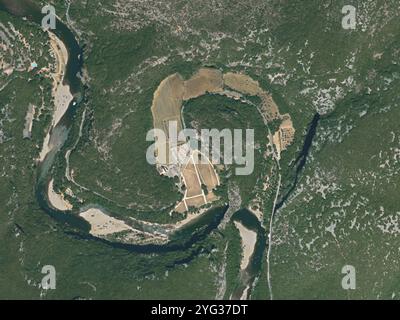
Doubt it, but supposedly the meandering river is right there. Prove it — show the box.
[1,0,267,298]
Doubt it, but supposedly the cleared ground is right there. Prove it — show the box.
[176,150,219,212]
[151,73,185,135]
[183,68,224,100]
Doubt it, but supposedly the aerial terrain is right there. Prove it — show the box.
[0,0,399,299]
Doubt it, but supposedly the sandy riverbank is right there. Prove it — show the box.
[47,179,73,211]
[39,31,73,162]
[234,221,257,270]
[79,208,133,236]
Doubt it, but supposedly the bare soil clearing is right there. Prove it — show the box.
[223,72,263,96]
[151,73,184,134]
[183,67,223,100]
